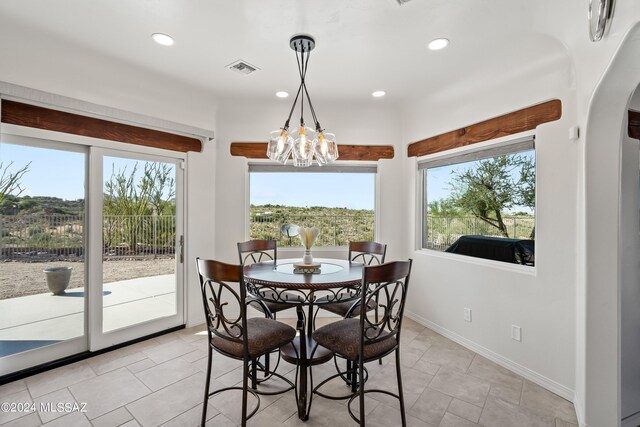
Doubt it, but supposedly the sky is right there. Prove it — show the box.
[1,142,174,200]
[1,142,85,200]
[426,150,535,214]
[250,172,375,210]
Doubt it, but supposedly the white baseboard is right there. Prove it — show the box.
[574,393,587,427]
[405,311,575,402]
[622,411,640,427]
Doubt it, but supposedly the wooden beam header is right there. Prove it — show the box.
[628,109,640,140]
[407,99,562,158]
[1,100,202,153]
[230,142,394,161]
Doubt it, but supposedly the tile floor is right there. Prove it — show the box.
[0,318,579,427]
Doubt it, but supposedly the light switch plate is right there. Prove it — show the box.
[464,308,472,322]
[511,325,522,342]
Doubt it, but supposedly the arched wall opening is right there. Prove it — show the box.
[584,22,640,427]
[620,85,640,426]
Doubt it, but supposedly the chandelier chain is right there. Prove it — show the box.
[300,49,305,126]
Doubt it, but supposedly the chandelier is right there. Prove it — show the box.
[267,34,338,167]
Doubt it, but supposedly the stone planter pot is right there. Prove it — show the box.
[44,267,72,295]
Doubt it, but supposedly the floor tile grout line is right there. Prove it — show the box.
[26,380,43,426]
[0,387,38,427]
[156,400,204,427]
[118,372,206,425]
[441,393,455,426]
[467,353,478,374]
[67,368,156,422]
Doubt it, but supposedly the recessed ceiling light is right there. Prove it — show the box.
[372,90,386,98]
[428,38,449,50]
[275,91,289,98]
[152,33,175,46]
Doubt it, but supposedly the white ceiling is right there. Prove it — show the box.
[0,0,567,103]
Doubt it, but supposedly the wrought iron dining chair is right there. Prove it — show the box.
[238,239,299,320]
[314,241,387,377]
[315,241,387,318]
[196,258,296,427]
[311,259,413,427]
[237,240,300,383]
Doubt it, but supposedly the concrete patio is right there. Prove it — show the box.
[0,275,176,357]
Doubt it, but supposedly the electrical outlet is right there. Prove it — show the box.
[511,325,522,342]
[464,308,472,322]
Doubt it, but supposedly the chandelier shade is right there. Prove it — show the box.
[267,34,338,167]
[268,129,293,164]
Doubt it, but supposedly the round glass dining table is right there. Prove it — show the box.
[243,258,364,420]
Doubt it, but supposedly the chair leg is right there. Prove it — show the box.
[201,346,213,427]
[264,353,271,378]
[395,349,407,427]
[251,359,258,390]
[359,358,366,427]
[351,360,358,393]
[242,357,249,427]
[375,295,382,365]
[265,313,274,377]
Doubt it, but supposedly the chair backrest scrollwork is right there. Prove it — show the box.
[237,239,278,266]
[349,241,387,266]
[196,258,248,354]
[359,260,413,352]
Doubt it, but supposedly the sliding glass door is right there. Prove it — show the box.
[0,138,185,375]
[0,137,88,375]
[89,149,184,350]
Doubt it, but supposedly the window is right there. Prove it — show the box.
[420,139,535,265]
[249,165,376,247]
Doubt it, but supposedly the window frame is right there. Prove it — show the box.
[416,134,536,266]
[246,163,379,250]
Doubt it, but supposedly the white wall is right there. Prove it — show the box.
[621,89,640,422]
[401,45,579,398]
[214,98,404,274]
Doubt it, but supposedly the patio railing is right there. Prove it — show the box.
[250,212,375,247]
[0,214,176,260]
[424,215,535,251]
[0,212,534,258]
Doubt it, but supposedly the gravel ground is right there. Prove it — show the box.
[0,258,175,300]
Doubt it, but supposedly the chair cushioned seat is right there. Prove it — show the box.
[211,317,296,358]
[316,296,377,317]
[312,318,397,361]
[247,290,301,314]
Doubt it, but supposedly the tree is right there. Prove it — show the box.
[428,199,461,217]
[103,162,175,252]
[104,162,175,216]
[0,161,30,204]
[518,156,536,238]
[447,154,534,238]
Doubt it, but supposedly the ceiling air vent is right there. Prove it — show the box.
[227,60,260,75]
[395,0,412,4]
